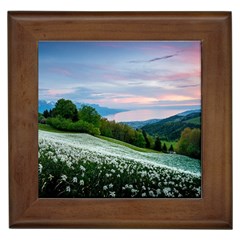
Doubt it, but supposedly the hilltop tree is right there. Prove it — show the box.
[52,99,78,121]
[78,105,101,127]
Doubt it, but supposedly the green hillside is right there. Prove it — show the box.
[142,112,201,141]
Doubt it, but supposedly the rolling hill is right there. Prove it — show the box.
[141,110,201,141]
[121,119,161,129]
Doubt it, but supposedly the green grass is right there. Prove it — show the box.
[185,117,201,125]
[98,136,160,153]
[38,124,70,133]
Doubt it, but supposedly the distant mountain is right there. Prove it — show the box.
[38,100,126,117]
[141,110,201,141]
[176,109,201,116]
[38,100,55,113]
[122,119,161,129]
[73,102,126,117]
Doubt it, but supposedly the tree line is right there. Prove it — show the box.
[38,98,200,158]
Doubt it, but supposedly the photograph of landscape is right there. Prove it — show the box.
[38,41,201,198]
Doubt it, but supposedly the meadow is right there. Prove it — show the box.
[39,130,201,198]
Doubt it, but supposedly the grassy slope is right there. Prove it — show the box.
[38,124,68,133]
[98,135,160,153]
[39,124,160,153]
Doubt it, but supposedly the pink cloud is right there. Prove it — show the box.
[161,70,201,82]
[112,97,158,104]
[47,88,75,96]
[178,44,201,65]
[157,94,197,102]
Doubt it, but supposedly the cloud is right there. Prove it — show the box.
[127,82,143,86]
[39,41,201,111]
[50,67,73,78]
[129,53,179,63]
[177,84,200,88]
[39,88,49,91]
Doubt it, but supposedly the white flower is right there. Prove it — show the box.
[73,177,78,183]
[103,185,108,190]
[79,180,84,186]
[48,174,54,180]
[117,174,120,178]
[111,169,115,173]
[66,161,72,168]
[141,171,147,177]
[80,165,86,171]
[142,193,146,197]
[38,163,43,173]
[149,191,155,197]
[156,189,161,195]
[163,187,171,196]
[109,191,116,197]
[131,189,138,193]
[61,174,67,181]
[109,183,113,188]
[66,186,71,192]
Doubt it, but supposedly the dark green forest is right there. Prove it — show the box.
[141,112,201,141]
[38,98,201,159]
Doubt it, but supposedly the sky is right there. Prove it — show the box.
[39,41,201,121]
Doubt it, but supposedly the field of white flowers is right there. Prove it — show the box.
[38,130,201,198]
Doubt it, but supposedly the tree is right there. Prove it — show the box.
[78,105,101,127]
[162,143,167,153]
[52,99,78,121]
[72,108,79,122]
[38,113,44,123]
[142,130,150,148]
[154,136,162,151]
[133,130,146,148]
[49,109,53,117]
[176,128,201,159]
[100,118,113,137]
[43,109,50,118]
[169,144,174,152]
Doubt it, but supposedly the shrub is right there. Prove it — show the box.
[47,117,100,136]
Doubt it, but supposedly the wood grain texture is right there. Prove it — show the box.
[8,12,232,229]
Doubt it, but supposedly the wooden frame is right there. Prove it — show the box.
[8,12,232,229]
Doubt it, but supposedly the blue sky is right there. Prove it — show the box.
[39,41,201,113]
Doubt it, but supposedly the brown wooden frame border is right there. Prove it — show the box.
[8,12,232,229]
